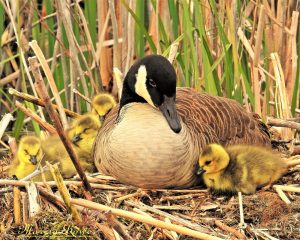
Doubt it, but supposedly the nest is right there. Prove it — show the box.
[0,151,299,240]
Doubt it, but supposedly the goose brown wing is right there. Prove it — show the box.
[176,88,270,147]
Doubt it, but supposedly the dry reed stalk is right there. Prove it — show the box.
[132,208,153,233]
[274,186,291,204]
[267,117,300,131]
[0,113,14,140]
[148,3,156,51]
[153,205,192,211]
[251,5,265,116]
[238,192,246,230]
[261,0,293,35]
[273,185,300,193]
[21,192,29,223]
[108,0,120,97]
[292,145,300,155]
[156,189,208,193]
[126,200,208,233]
[15,101,57,134]
[0,71,20,86]
[98,1,112,88]
[115,0,123,68]
[0,139,10,149]
[269,101,300,114]
[55,0,90,112]
[0,179,131,191]
[28,57,92,193]
[4,0,46,120]
[3,45,19,72]
[37,185,66,211]
[47,162,82,221]
[109,0,121,70]
[271,52,293,139]
[9,88,80,118]
[164,217,179,240]
[74,0,99,93]
[285,11,299,101]
[25,182,41,218]
[49,19,62,76]
[8,136,17,158]
[95,222,116,240]
[105,211,133,240]
[275,0,287,63]
[253,5,265,66]
[124,0,136,74]
[168,42,179,64]
[71,198,224,240]
[114,190,145,202]
[159,193,205,202]
[214,220,246,240]
[113,68,123,100]
[287,158,300,167]
[73,89,92,104]
[13,187,21,225]
[29,40,68,128]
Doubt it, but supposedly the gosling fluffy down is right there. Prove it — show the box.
[91,93,116,122]
[8,136,44,180]
[67,113,101,155]
[198,144,287,194]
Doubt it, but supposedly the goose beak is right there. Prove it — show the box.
[197,167,205,175]
[99,115,105,122]
[159,95,182,133]
[30,156,38,165]
[72,134,82,143]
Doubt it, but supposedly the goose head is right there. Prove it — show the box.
[119,55,182,133]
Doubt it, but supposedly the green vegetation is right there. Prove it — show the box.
[0,0,299,138]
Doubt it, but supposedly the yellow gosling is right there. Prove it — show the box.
[9,136,44,180]
[91,93,116,122]
[198,144,287,194]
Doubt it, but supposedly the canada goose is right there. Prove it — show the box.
[91,93,117,122]
[198,144,287,194]
[93,55,271,189]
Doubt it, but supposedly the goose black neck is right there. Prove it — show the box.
[119,80,146,111]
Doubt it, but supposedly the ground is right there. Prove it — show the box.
[0,150,299,239]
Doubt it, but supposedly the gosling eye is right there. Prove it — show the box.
[205,160,212,165]
[24,150,29,155]
[148,78,157,88]
[83,128,89,133]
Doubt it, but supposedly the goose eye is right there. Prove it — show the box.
[148,78,157,88]
[205,160,212,165]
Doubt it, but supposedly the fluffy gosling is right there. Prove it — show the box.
[198,144,287,194]
[91,93,116,122]
[8,136,44,180]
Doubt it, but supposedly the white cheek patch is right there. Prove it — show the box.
[135,65,155,107]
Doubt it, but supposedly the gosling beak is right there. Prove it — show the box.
[159,95,182,133]
[99,115,105,122]
[30,156,38,165]
[72,134,82,143]
[197,167,205,175]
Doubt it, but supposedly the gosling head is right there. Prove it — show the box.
[120,54,181,133]
[17,136,43,165]
[91,93,117,122]
[68,114,101,146]
[198,144,230,175]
